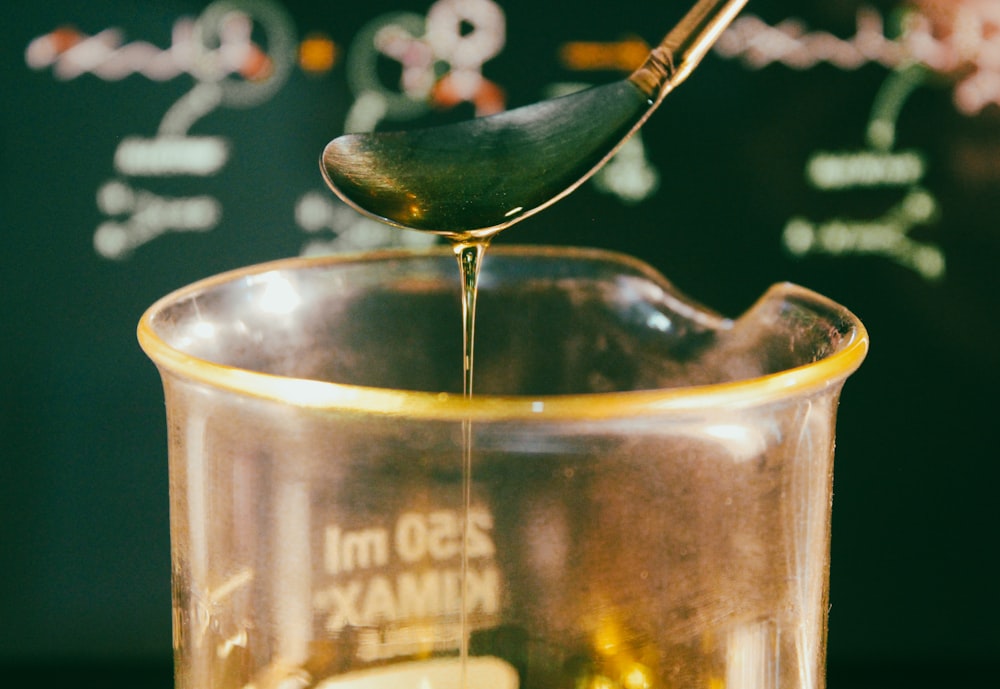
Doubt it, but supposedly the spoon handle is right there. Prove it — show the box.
[630,0,748,100]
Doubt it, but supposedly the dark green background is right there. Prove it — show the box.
[2,1,997,684]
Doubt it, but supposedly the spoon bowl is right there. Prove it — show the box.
[322,0,749,239]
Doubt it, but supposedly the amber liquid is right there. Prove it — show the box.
[451,237,491,688]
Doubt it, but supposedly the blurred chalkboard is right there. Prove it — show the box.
[2,0,997,674]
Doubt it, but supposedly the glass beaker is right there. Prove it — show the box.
[138,246,867,689]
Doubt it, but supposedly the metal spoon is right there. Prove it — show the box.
[321,0,748,239]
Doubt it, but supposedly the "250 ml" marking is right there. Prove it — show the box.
[324,508,495,575]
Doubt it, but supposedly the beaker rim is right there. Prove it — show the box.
[138,245,868,421]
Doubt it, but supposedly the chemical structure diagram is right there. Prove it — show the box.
[24,0,1000,279]
[26,0,298,260]
[715,0,1000,280]
[784,62,944,281]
